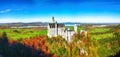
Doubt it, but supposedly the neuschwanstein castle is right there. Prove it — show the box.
[47,17,78,42]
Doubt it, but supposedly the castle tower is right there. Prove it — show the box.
[52,16,55,23]
[52,17,58,36]
[74,24,77,33]
[55,21,58,36]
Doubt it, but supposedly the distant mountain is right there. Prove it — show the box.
[0,22,119,27]
[0,22,48,27]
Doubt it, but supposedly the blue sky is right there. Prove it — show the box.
[0,0,120,23]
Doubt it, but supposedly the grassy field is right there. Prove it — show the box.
[89,27,114,40]
[0,26,115,40]
[0,29,47,40]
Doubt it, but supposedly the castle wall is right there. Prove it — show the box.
[57,28,65,36]
[67,31,75,42]
[48,28,57,38]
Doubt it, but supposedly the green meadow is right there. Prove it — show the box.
[0,29,47,40]
[0,26,116,41]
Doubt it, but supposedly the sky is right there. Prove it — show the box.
[0,0,120,23]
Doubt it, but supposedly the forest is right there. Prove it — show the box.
[0,24,120,57]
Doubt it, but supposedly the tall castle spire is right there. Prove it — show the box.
[52,16,55,23]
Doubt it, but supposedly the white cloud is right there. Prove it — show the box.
[0,9,12,13]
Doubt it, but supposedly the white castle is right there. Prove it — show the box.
[47,17,77,42]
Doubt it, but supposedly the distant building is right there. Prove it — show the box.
[47,17,77,42]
